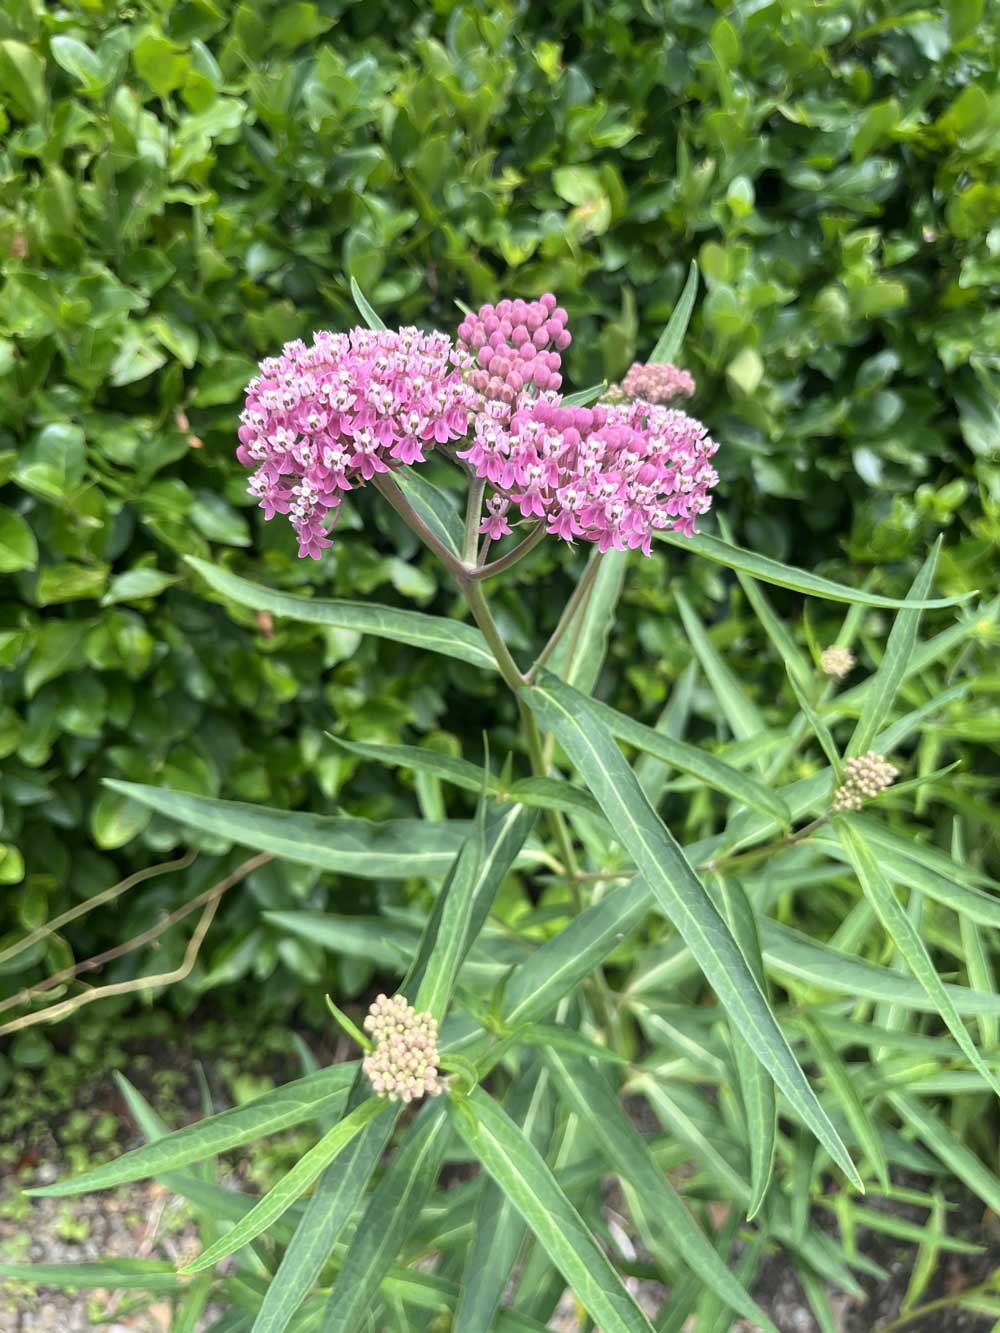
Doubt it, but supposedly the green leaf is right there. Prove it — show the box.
[589,696,790,826]
[545,1052,778,1333]
[800,1017,889,1189]
[634,662,697,807]
[332,738,602,821]
[503,878,651,1026]
[102,567,178,605]
[392,468,463,556]
[656,528,971,609]
[0,40,46,121]
[718,877,776,1219]
[49,36,106,93]
[186,558,494,671]
[454,1064,553,1333]
[0,504,38,574]
[524,674,860,1187]
[414,801,488,1021]
[673,585,766,744]
[837,820,1000,1098]
[319,1099,450,1332]
[133,28,190,96]
[251,1102,400,1333]
[550,549,628,695]
[28,1065,357,1197]
[562,382,607,407]
[103,779,467,878]
[185,1097,387,1272]
[763,920,1000,1017]
[889,1092,1000,1217]
[449,1090,657,1333]
[847,542,940,757]
[649,261,699,363]
[0,1260,182,1291]
[349,276,387,331]
[815,825,1000,930]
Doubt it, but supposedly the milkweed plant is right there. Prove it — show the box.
[6,269,997,1333]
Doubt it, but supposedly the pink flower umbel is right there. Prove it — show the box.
[237,329,473,559]
[456,294,571,406]
[616,361,696,404]
[460,396,719,554]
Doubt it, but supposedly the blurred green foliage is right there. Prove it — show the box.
[1,0,998,1027]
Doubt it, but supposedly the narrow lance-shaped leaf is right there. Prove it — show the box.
[800,1017,889,1190]
[524,673,861,1188]
[449,1090,657,1333]
[588,695,790,826]
[392,467,463,556]
[656,528,972,609]
[763,920,1000,1017]
[406,802,536,1003]
[332,739,601,820]
[251,1104,399,1333]
[0,1261,183,1291]
[649,260,699,363]
[888,1092,1000,1217]
[847,541,940,757]
[544,1051,778,1333]
[184,1098,388,1273]
[29,1065,357,1198]
[320,1099,450,1333]
[349,276,387,331]
[503,877,651,1026]
[454,1063,554,1333]
[550,548,629,695]
[718,877,776,1219]
[635,661,697,807]
[104,779,467,878]
[837,820,1000,1098]
[673,585,765,745]
[186,558,495,671]
[415,794,488,1021]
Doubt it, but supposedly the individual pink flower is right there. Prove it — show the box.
[459,395,719,555]
[237,328,473,559]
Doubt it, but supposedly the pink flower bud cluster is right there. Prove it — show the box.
[362,993,442,1103]
[456,295,571,406]
[237,329,473,559]
[460,395,719,554]
[616,361,695,403]
[820,645,856,679]
[831,751,899,813]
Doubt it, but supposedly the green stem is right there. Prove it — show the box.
[372,473,470,582]
[461,577,527,696]
[475,523,546,580]
[463,477,486,564]
[704,818,827,874]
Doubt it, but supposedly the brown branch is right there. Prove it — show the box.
[0,853,270,1035]
[0,850,197,969]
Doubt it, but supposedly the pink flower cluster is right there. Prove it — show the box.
[237,328,472,558]
[460,396,719,554]
[618,360,695,403]
[456,295,571,405]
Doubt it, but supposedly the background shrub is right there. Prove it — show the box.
[1,0,997,1029]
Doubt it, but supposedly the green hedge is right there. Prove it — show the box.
[1,0,997,1027]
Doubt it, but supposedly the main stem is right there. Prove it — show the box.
[379,470,585,890]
